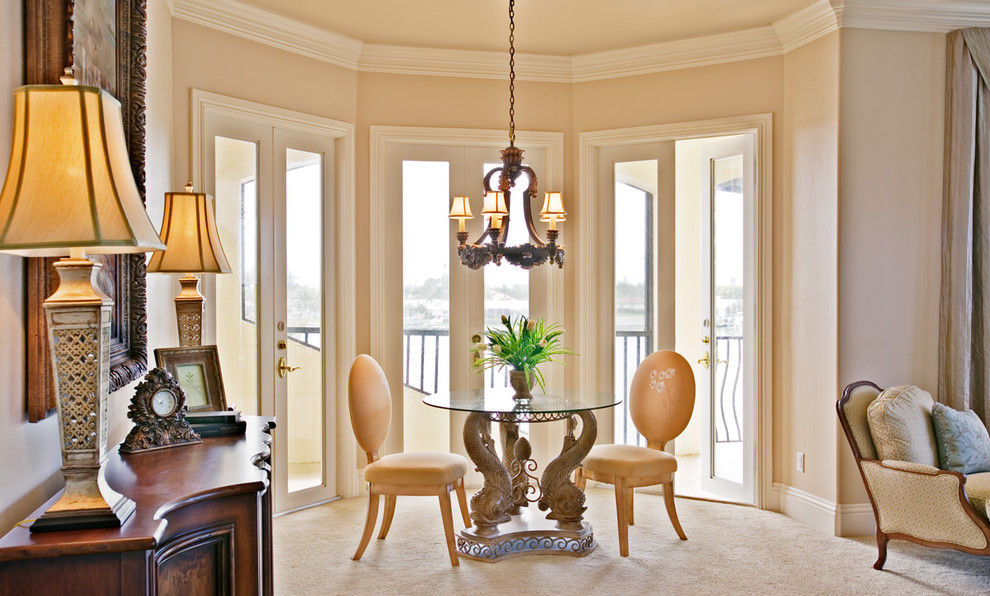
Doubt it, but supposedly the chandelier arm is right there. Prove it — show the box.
[518,166,547,247]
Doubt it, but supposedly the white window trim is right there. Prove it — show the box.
[578,114,775,510]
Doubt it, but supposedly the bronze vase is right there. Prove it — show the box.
[509,369,533,401]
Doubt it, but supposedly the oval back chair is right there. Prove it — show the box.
[348,354,471,566]
[575,350,695,556]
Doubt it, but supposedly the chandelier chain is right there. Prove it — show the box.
[508,0,515,146]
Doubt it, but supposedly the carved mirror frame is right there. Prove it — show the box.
[24,0,149,421]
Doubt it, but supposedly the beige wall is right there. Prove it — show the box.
[779,32,840,501]
[836,29,946,505]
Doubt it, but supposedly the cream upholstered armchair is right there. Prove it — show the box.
[837,381,990,569]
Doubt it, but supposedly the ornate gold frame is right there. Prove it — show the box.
[24,0,149,421]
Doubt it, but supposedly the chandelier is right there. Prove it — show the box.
[448,0,566,270]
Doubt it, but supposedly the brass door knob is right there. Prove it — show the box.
[278,357,300,378]
[702,335,710,344]
[698,352,710,369]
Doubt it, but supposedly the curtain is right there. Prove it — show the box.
[940,29,990,421]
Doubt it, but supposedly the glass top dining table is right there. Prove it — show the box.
[422,388,621,423]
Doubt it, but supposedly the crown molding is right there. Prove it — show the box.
[171,0,990,83]
[774,0,839,53]
[359,45,573,83]
[171,0,363,69]
[833,0,990,33]
[571,27,782,82]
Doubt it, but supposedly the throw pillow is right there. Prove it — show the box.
[931,402,990,474]
[866,385,938,466]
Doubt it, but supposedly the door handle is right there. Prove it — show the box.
[698,352,709,369]
[278,357,301,378]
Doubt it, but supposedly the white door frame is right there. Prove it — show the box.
[578,114,774,510]
[192,90,358,501]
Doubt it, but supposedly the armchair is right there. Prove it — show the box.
[837,381,990,569]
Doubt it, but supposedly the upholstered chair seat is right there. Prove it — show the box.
[581,444,677,478]
[364,452,468,485]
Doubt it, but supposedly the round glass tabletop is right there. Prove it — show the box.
[423,388,620,419]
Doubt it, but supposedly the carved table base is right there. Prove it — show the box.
[460,409,598,562]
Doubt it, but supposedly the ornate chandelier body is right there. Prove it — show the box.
[450,0,566,270]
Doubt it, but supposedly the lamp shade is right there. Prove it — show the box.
[448,195,473,219]
[0,84,165,256]
[481,191,508,217]
[540,191,566,222]
[147,187,231,274]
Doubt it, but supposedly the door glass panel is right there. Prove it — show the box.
[285,148,324,493]
[215,136,260,415]
[483,163,530,390]
[711,154,744,485]
[402,161,451,397]
[613,160,656,446]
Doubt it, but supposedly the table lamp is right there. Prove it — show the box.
[0,80,165,531]
[146,183,231,347]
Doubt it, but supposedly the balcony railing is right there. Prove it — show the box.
[402,329,511,395]
[402,328,743,448]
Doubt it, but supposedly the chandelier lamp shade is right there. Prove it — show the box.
[450,0,566,270]
[0,80,166,532]
[147,183,232,347]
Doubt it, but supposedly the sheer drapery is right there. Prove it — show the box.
[940,29,990,420]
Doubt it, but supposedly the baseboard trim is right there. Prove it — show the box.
[772,482,875,537]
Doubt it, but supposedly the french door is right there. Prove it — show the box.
[698,134,757,504]
[205,115,337,513]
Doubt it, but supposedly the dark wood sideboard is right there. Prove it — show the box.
[0,416,275,596]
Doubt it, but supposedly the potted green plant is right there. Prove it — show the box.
[472,315,577,400]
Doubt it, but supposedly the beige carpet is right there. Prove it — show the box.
[274,487,990,595]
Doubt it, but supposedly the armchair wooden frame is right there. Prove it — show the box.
[837,380,990,569]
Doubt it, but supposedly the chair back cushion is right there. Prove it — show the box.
[348,354,392,455]
[629,350,695,446]
[932,402,990,474]
[866,384,937,466]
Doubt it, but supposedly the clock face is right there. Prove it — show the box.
[151,389,178,417]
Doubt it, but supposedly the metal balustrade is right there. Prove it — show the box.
[401,328,743,447]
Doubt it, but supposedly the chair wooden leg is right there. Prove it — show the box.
[614,479,629,557]
[455,479,471,528]
[874,530,888,570]
[575,467,586,491]
[378,494,397,539]
[438,493,460,566]
[663,480,687,540]
[353,491,380,561]
[626,487,635,526]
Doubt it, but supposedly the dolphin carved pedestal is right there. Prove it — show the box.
[457,408,599,562]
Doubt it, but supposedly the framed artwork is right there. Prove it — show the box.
[155,346,228,412]
[24,0,149,421]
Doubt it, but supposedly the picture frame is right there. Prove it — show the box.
[155,346,228,412]
[24,0,150,422]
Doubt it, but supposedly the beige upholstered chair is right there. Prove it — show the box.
[838,381,990,569]
[575,350,695,556]
[348,354,471,566]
